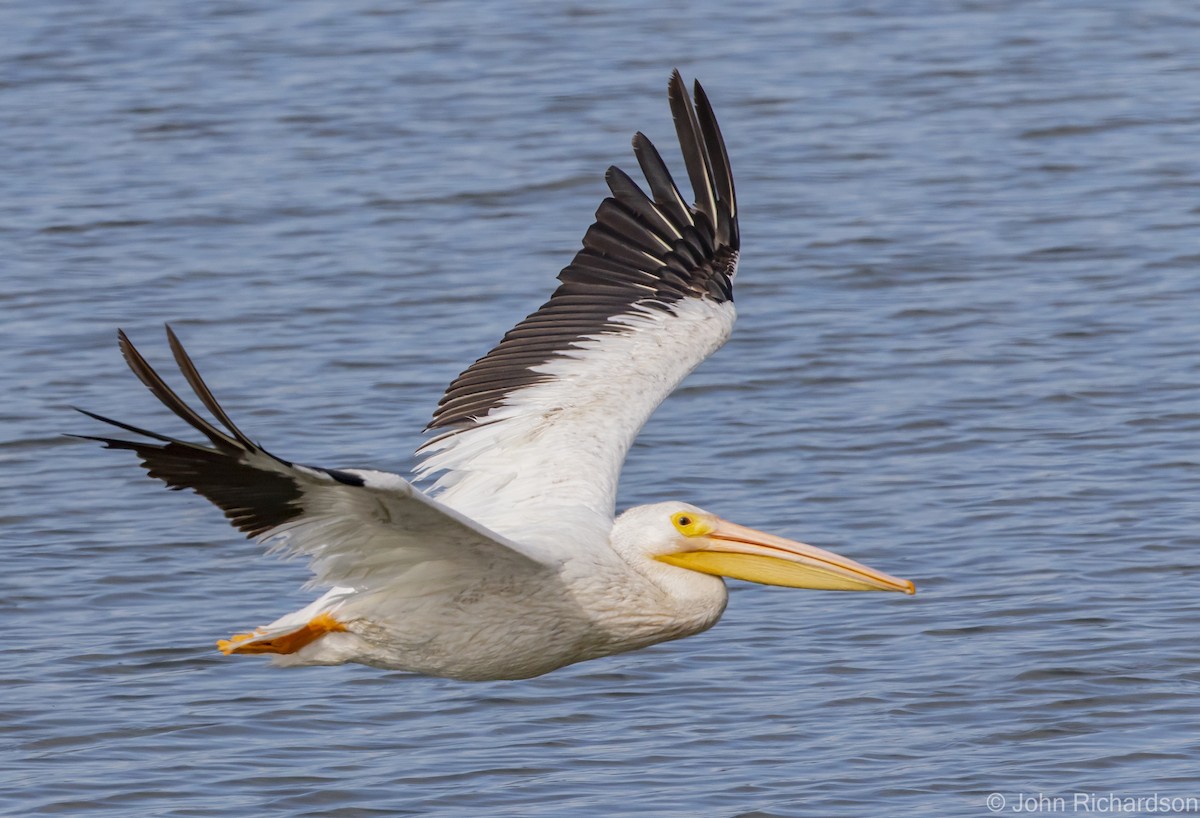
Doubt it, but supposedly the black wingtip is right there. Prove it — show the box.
[163,324,259,452]
[690,79,738,250]
[64,432,124,448]
[72,404,190,445]
[423,71,739,434]
[112,328,245,452]
[665,71,720,237]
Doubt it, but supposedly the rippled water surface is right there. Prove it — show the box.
[5,2,1200,816]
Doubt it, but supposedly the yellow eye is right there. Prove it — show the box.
[671,512,709,536]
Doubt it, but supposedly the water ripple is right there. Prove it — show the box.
[5,0,1200,816]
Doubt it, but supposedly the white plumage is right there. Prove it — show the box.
[79,72,913,681]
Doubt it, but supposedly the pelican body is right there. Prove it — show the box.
[78,73,914,681]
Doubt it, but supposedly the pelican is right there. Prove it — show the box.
[77,72,914,681]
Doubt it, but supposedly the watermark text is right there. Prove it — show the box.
[987,792,1200,813]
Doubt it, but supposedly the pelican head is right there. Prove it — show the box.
[612,502,915,596]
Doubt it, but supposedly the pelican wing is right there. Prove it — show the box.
[415,72,739,549]
[77,328,548,591]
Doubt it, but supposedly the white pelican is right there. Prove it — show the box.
[78,72,914,681]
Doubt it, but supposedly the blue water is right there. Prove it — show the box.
[5,1,1200,815]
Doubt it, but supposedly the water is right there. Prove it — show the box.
[4,1,1200,815]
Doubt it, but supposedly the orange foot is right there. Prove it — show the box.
[216,628,265,655]
[217,613,347,656]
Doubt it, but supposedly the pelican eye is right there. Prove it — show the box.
[671,512,709,536]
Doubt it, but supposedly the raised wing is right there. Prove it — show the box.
[415,72,739,550]
[76,327,549,591]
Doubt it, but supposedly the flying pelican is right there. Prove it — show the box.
[77,72,914,681]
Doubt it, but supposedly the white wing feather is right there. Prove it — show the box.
[260,467,548,589]
[415,73,739,552]
[415,298,735,550]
